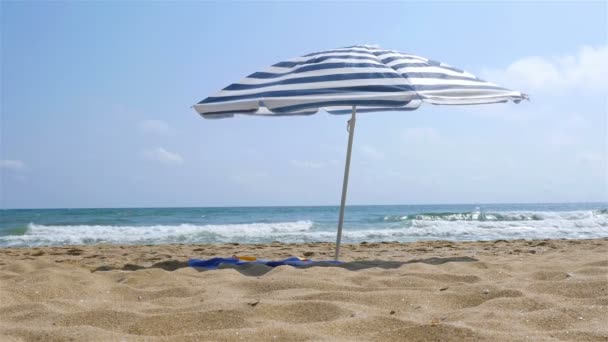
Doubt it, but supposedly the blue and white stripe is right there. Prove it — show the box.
[194,45,527,118]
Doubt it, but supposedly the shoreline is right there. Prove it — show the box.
[1,238,607,341]
[1,238,607,270]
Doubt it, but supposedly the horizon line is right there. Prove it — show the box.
[2,201,607,211]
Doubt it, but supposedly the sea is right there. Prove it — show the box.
[0,203,607,248]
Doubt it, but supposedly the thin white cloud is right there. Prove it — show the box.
[548,131,578,147]
[243,147,262,158]
[481,45,608,93]
[290,159,324,169]
[403,126,441,144]
[0,159,26,171]
[230,171,271,186]
[577,151,605,164]
[142,147,184,165]
[319,143,343,155]
[138,119,174,136]
[547,114,590,147]
[359,145,385,161]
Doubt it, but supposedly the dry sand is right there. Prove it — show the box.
[0,238,606,341]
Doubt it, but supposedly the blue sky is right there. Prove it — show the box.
[1,1,606,209]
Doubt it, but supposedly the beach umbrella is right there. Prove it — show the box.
[193,45,528,260]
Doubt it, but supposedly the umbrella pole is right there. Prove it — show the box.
[335,105,357,261]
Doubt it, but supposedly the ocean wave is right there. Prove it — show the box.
[1,209,606,247]
[0,221,314,247]
[383,209,608,222]
[307,220,608,242]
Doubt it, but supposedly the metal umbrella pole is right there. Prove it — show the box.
[334,105,357,260]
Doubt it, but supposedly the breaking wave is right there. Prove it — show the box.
[383,209,607,222]
[0,221,314,247]
[1,209,606,247]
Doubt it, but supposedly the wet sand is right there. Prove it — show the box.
[0,238,607,341]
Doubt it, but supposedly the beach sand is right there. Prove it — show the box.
[0,238,606,341]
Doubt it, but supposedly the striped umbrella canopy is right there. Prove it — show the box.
[193,45,528,259]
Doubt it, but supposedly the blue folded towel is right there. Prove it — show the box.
[188,257,342,270]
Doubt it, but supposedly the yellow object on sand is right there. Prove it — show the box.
[234,255,310,262]
[235,255,257,261]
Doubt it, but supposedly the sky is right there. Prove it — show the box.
[1,1,607,209]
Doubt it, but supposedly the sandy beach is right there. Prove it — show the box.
[0,238,606,341]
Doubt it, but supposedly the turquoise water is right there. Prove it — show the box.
[0,203,606,247]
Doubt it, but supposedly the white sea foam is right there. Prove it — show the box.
[0,221,314,247]
[360,210,608,242]
[1,210,606,247]
[385,210,605,222]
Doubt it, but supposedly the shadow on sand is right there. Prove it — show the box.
[93,256,478,276]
